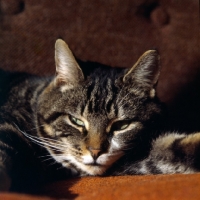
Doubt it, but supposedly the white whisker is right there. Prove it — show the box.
[14,124,67,151]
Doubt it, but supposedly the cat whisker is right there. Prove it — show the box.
[15,127,67,151]
[19,131,82,162]
[27,136,63,150]
[41,157,55,163]
[45,159,59,167]
[34,136,67,148]
[20,132,67,150]
[29,137,64,151]
[41,155,65,162]
[48,156,68,166]
[39,154,67,164]
[28,132,70,146]
[56,165,66,171]
[38,154,64,159]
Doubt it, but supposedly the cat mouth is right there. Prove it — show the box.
[82,157,110,167]
[83,162,108,175]
[84,162,104,167]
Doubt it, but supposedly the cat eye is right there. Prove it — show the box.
[120,124,129,130]
[69,116,85,127]
[111,120,130,132]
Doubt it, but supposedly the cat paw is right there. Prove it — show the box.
[179,132,200,155]
[0,169,11,191]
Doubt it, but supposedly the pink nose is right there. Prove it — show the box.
[88,147,102,159]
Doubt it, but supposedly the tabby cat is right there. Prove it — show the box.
[0,39,200,192]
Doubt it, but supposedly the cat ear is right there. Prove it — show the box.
[123,50,160,97]
[54,39,84,87]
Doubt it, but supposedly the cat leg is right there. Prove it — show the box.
[140,132,200,174]
[172,132,200,170]
[116,132,200,175]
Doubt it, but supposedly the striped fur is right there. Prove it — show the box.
[0,39,200,192]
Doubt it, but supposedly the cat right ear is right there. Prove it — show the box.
[123,50,160,97]
[54,39,84,87]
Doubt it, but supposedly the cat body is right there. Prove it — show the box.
[0,40,200,192]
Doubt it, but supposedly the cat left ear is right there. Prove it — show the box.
[54,39,84,87]
[123,50,160,97]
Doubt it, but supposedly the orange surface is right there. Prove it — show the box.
[1,174,200,200]
[0,193,55,200]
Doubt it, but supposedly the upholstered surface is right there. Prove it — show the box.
[1,174,200,200]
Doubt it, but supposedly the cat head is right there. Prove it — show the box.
[37,39,162,175]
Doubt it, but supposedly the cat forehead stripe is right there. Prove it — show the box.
[83,77,118,116]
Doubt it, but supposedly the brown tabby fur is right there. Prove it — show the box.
[0,39,200,192]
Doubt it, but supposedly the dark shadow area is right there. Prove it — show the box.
[6,142,81,199]
[166,68,200,133]
[40,178,80,200]
[9,160,80,199]
[136,0,159,19]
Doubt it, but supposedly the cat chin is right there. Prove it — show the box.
[62,154,124,175]
[82,150,124,165]
[83,165,107,176]
[80,153,125,175]
[62,159,107,175]
[61,151,124,175]
[47,144,124,175]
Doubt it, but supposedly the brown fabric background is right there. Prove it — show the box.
[0,0,200,199]
[0,0,199,131]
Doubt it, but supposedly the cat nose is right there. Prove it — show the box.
[88,147,102,159]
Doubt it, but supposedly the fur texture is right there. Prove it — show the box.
[0,39,200,192]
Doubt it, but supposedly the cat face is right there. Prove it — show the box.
[36,39,161,175]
